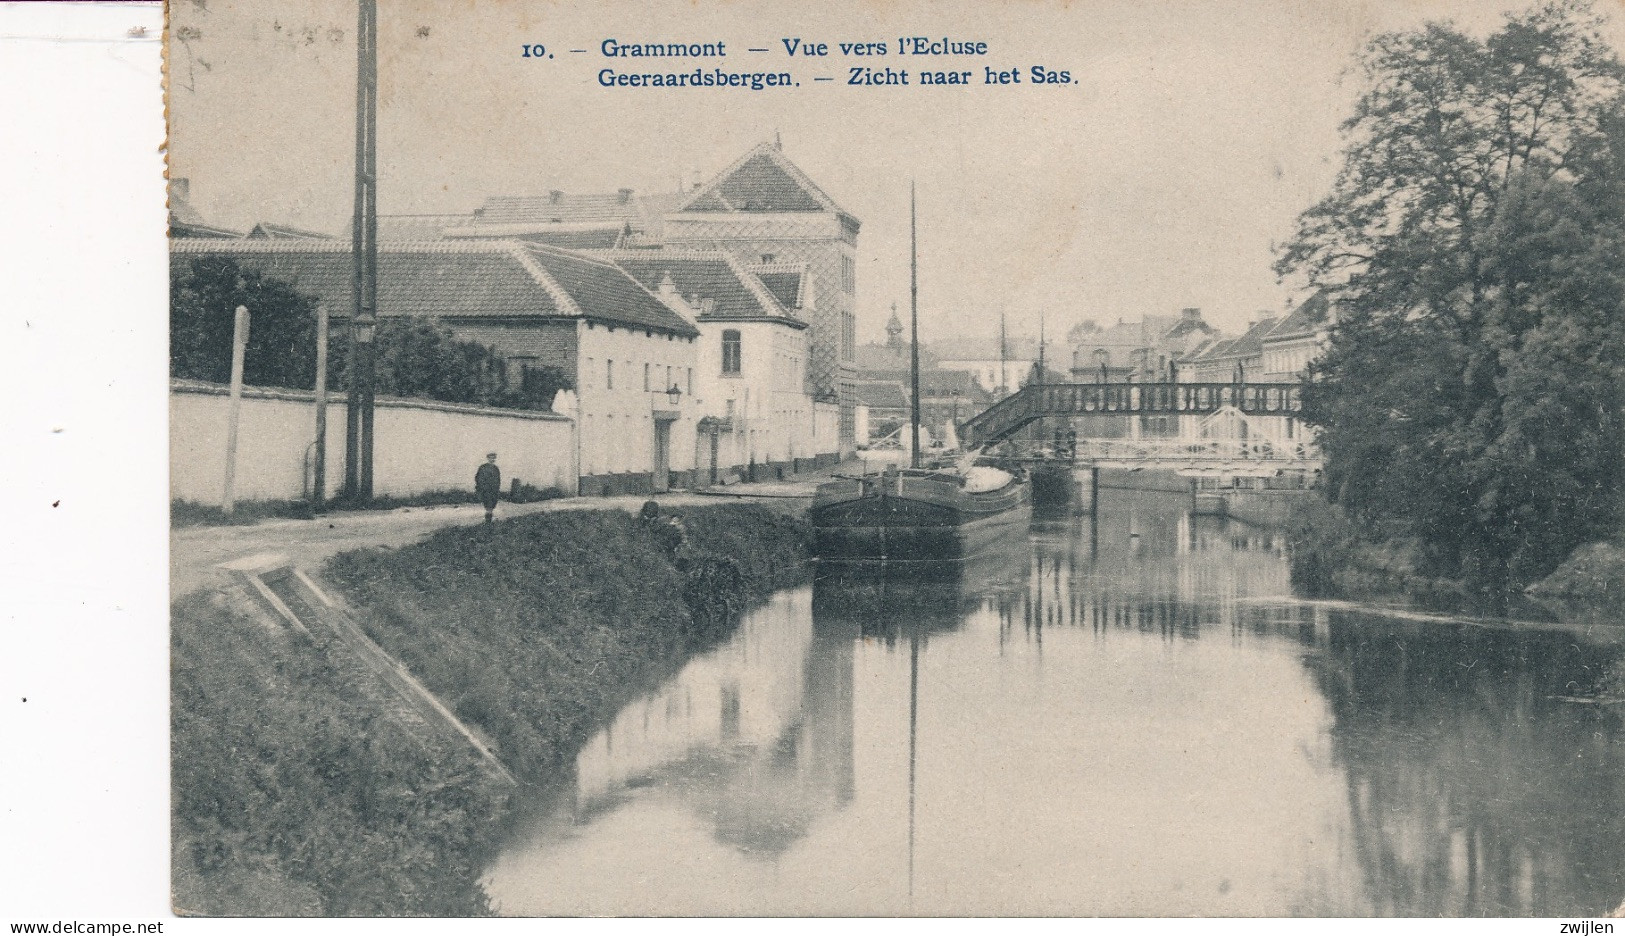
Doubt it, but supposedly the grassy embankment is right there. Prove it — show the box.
[1280,495,1464,600]
[1284,495,1625,607]
[172,504,811,916]
[1526,539,1625,604]
[171,485,565,527]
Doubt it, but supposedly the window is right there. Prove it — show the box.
[761,253,776,263]
[666,365,673,391]
[722,329,742,375]
[607,359,614,390]
[840,254,856,294]
[643,362,650,391]
[687,367,693,395]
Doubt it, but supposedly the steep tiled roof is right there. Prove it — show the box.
[598,249,800,326]
[168,239,697,336]
[676,143,853,221]
[522,245,698,335]
[1263,290,1328,341]
[745,261,806,310]
[1184,318,1279,362]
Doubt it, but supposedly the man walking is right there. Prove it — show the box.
[475,452,501,524]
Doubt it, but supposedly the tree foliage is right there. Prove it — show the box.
[170,257,572,411]
[1278,0,1625,590]
[171,255,322,389]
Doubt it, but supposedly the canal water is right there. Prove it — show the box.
[485,488,1625,916]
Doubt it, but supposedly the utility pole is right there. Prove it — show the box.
[345,0,379,500]
[909,179,921,470]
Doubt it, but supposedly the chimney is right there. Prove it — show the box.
[1181,307,1200,322]
[617,188,633,205]
[657,271,677,298]
[171,177,190,202]
[549,190,563,204]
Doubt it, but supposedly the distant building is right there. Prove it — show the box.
[1068,308,1218,383]
[1260,290,1333,382]
[1181,317,1279,384]
[387,140,864,453]
[662,142,862,453]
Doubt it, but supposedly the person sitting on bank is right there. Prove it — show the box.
[475,452,501,524]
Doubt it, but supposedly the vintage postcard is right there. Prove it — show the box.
[161,0,1625,920]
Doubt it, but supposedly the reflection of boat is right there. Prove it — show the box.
[811,465,1032,562]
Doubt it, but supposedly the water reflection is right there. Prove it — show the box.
[486,488,1625,916]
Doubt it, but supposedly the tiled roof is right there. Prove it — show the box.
[470,191,672,229]
[168,239,697,336]
[863,367,987,398]
[171,220,246,239]
[248,222,335,240]
[745,261,807,310]
[597,249,799,326]
[377,214,469,241]
[522,245,699,336]
[1263,290,1328,341]
[677,142,853,220]
[513,229,627,249]
[1184,318,1279,362]
[854,381,908,409]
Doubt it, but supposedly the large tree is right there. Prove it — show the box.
[1279,0,1625,590]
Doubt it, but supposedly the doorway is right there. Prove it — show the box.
[653,419,672,492]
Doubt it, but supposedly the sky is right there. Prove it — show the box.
[167,0,1625,348]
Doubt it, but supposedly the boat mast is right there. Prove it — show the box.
[999,310,1007,396]
[910,180,922,470]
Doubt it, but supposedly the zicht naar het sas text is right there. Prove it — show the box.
[518,37,1073,89]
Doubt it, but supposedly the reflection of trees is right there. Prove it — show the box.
[559,591,857,860]
[1305,618,1625,916]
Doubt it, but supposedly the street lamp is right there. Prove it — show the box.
[666,384,682,407]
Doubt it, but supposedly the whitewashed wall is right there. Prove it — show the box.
[171,381,574,504]
[811,401,840,457]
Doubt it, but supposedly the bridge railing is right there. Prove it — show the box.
[959,382,1304,447]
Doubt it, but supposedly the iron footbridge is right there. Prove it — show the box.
[958,382,1304,448]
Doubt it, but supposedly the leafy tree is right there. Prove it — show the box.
[1278,0,1625,591]
[171,256,321,388]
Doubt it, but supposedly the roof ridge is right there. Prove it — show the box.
[673,140,845,216]
[722,253,792,318]
[523,242,626,271]
[507,245,584,318]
